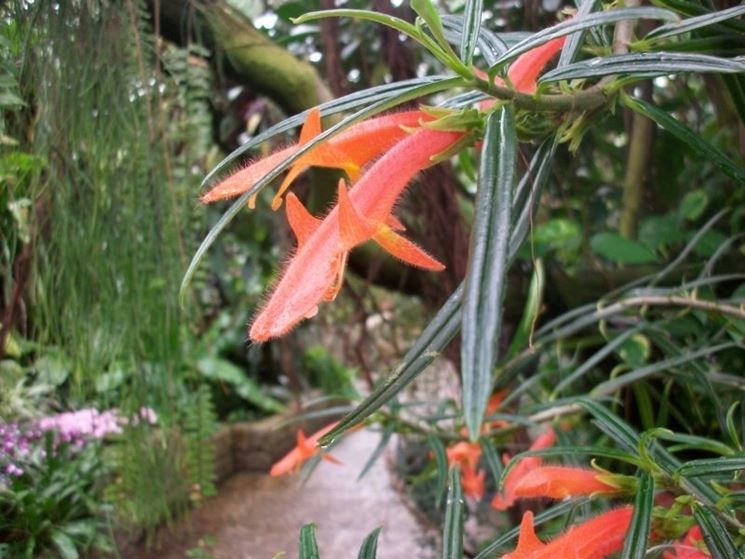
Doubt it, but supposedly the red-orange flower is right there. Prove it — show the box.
[249,128,460,341]
[501,506,634,559]
[201,109,431,209]
[663,526,711,559]
[512,465,621,500]
[269,422,340,476]
[491,428,556,510]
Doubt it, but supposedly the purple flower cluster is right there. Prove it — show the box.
[0,421,43,483]
[1,407,158,484]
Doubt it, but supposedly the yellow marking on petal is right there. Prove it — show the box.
[323,251,348,302]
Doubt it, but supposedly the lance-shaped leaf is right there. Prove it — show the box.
[319,136,557,446]
[540,52,745,82]
[557,0,599,68]
[489,6,677,69]
[299,524,320,559]
[442,467,464,559]
[677,455,745,477]
[646,4,745,39]
[462,107,517,440]
[621,472,654,559]
[357,527,382,559]
[441,15,507,66]
[460,0,483,65]
[622,95,745,184]
[428,433,449,502]
[692,504,742,559]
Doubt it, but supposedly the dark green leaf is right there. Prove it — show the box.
[504,259,544,361]
[677,455,745,477]
[462,107,517,440]
[490,7,678,68]
[479,437,503,486]
[299,524,320,559]
[621,473,653,559]
[692,504,743,559]
[541,52,745,82]
[319,136,556,447]
[590,232,658,264]
[428,433,449,502]
[442,467,464,559]
[460,0,483,65]
[558,0,599,67]
[357,527,382,559]
[625,95,745,183]
[647,4,745,39]
[319,284,463,446]
[358,425,395,481]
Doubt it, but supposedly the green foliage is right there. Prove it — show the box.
[303,345,358,399]
[0,435,110,559]
[183,384,219,499]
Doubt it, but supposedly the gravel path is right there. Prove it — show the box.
[137,429,439,559]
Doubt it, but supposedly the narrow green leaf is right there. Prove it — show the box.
[677,455,745,477]
[647,4,745,39]
[411,0,456,58]
[462,106,517,440]
[579,398,641,454]
[442,15,507,65]
[357,527,382,559]
[558,0,599,67]
[622,95,745,184]
[504,260,544,361]
[541,52,745,82]
[650,430,734,457]
[182,76,466,299]
[553,326,645,396]
[358,425,395,480]
[428,433,449,502]
[442,467,464,559]
[319,284,464,446]
[479,437,503,486]
[319,135,557,447]
[692,504,743,559]
[621,473,654,559]
[460,0,483,65]
[299,524,320,559]
[592,342,737,397]
[490,7,678,68]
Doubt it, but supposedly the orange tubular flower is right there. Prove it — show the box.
[512,465,621,500]
[201,109,432,209]
[447,441,485,500]
[663,526,711,559]
[502,507,634,559]
[249,128,461,341]
[491,428,556,511]
[269,422,340,477]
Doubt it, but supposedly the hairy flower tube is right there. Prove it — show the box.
[501,506,634,559]
[250,128,461,341]
[512,465,622,500]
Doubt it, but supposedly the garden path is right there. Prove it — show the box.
[137,429,439,559]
